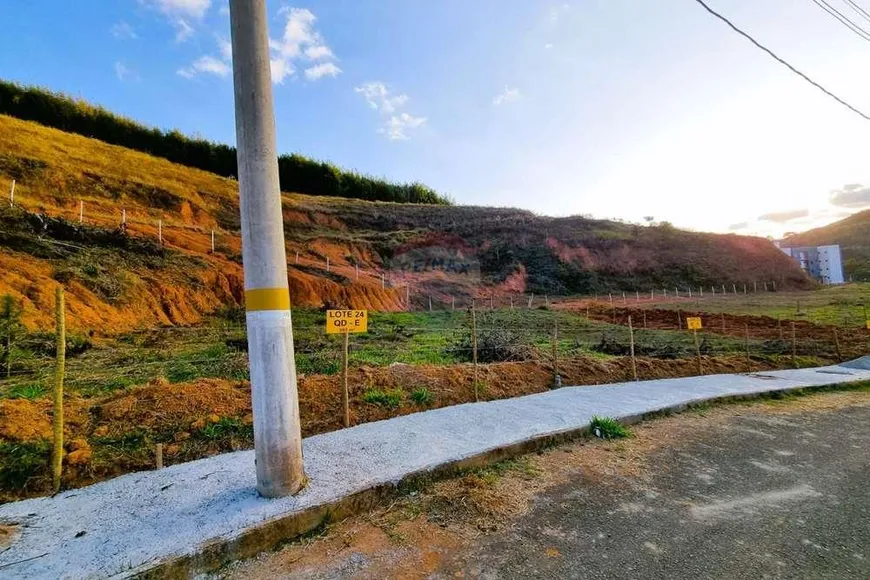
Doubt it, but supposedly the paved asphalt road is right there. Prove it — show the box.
[432,405,870,579]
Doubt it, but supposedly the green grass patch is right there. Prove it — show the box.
[362,388,403,409]
[410,387,434,406]
[197,417,251,441]
[0,440,50,491]
[590,415,631,439]
[1,383,47,400]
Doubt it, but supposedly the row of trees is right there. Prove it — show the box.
[0,80,450,205]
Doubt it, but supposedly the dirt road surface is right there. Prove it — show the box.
[222,389,870,580]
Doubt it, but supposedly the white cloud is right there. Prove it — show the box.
[304,45,334,60]
[270,58,294,84]
[114,61,139,82]
[142,0,209,43]
[217,35,232,61]
[304,62,342,80]
[177,55,230,79]
[544,43,554,49]
[268,7,340,83]
[111,21,138,40]
[173,18,195,42]
[354,82,408,114]
[493,86,521,106]
[355,81,426,140]
[179,7,338,85]
[379,113,427,141]
[146,0,211,19]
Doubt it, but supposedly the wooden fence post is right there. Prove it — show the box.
[52,287,66,494]
[551,317,560,387]
[833,328,842,362]
[629,315,638,381]
[778,315,783,340]
[791,321,797,367]
[744,323,750,365]
[8,179,14,206]
[155,443,164,470]
[472,300,479,402]
[342,330,350,427]
[693,328,702,376]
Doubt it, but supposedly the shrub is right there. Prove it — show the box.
[362,389,403,409]
[451,318,530,363]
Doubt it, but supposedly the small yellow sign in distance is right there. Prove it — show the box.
[686,317,702,330]
[866,320,870,330]
[326,309,368,334]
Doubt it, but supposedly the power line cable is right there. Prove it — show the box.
[843,0,870,24]
[691,0,870,121]
[810,0,870,40]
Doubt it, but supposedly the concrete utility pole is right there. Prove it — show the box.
[230,0,304,498]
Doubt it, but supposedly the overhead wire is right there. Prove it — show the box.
[843,0,870,24]
[691,0,870,121]
[810,0,870,40]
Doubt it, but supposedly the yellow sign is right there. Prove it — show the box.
[686,317,702,330]
[326,309,368,334]
[866,320,870,330]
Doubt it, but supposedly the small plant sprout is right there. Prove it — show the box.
[590,415,631,439]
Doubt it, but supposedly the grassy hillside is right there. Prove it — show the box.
[0,80,449,205]
[0,113,812,332]
[783,210,870,281]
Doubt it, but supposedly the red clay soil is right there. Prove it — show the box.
[0,353,826,502]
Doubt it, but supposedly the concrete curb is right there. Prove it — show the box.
[1,360,869,579]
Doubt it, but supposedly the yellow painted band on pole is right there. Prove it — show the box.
[245,288,291,311]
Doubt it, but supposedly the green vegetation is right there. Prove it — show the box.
[0,297,852,402]
[0,440,50,491]
[0,294,24,377]
[0,80,450,205]
[410,387,434,406]
[198,418,251,441]
[590,415,631,439]
[647,284,870,327]
[362,389,403,409]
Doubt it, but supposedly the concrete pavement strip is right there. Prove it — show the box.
[1,358,869,579]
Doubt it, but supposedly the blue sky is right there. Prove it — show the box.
[1,0,869,238]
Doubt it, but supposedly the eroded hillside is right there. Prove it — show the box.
[0,114,812,332]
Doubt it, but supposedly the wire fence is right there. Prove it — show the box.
[0,304,861,400]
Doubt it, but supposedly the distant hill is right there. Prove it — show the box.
[0,80,449,205]
[783,210,870,281]
[0,113,812,332]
